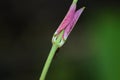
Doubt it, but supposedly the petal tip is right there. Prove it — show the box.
[82,6,86,10]
[73,0,78,4]
[76,6,85,14]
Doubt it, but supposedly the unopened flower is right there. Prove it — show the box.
[52,0,85,47]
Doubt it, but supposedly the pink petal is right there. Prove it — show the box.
[55,3,76,35]
[63,7,85,40]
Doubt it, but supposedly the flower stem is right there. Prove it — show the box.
[39,44,58,80]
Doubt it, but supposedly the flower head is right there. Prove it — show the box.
[52,0,85,47]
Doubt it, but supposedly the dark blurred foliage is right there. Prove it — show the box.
[0,0,120,80]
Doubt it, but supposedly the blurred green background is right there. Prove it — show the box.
[0,0,120,80]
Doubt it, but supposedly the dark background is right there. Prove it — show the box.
[0,0,120,80]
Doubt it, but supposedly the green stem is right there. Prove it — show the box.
[39,44,58,80]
